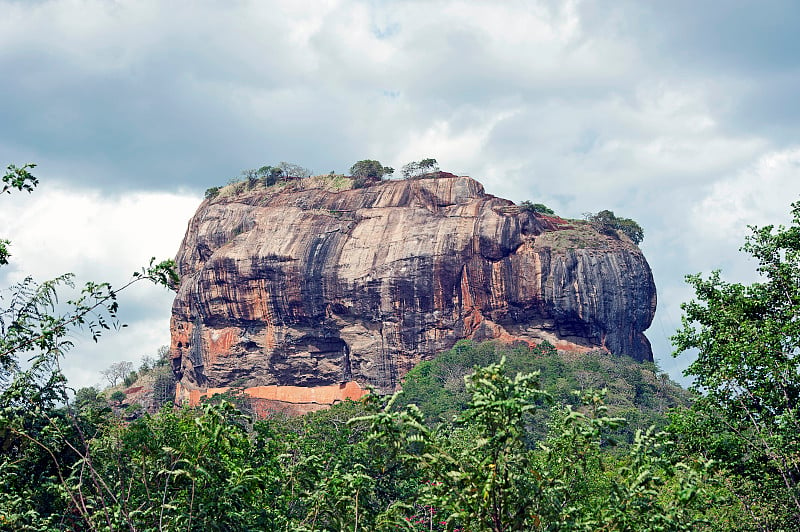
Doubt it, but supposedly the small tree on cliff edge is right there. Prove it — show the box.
[100,361,134,387]
[277,161,312,179]
[585,210,644,244]
[401,158,439,179]
[520,201,555,215]
[349,160,395,180]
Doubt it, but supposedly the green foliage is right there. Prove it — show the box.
[672,199,800,528]
[242,166,283,188]
[1,163,38,196]
[1,163,38,266]
[73,387,109,413]
[0,171,182,527]
[110,390,126,405]
[399,339,688,442]
[124,402,144,417]
[349,159,395,189]
[151,365,177,408]
[277,161,312,179]
[201,387,255,418]
[1,342,714,531]
[359,359,713,531]
[433,360,550,529]
[263,166,283,185]
[349,159,395,181]
[0,348,715,532]
[139,256,180,288]
[585,209,645,244]
[0,239,9,269]
[220,162,313,196]
[401,158,439,179]
[520,200,555,215]
[0,258,175,388]
[123,369,138,387]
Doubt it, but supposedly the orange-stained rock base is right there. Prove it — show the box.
[176,380,368,417]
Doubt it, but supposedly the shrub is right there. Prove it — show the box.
[401,158,439,179]
[349,160,394,180]
[123,370,138,387]
[519,201,555,215]
[585,210,644,244]
[152,366,176,408]
[110,390,126,405]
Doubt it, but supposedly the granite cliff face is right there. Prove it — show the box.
[170,175,656,404]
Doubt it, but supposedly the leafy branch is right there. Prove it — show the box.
[1,163,38,266]
[0,258,178,376]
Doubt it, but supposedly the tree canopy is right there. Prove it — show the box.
[349,159,395,180]
[671,200,800,528]
[519,200,555,215]
[100,361,134,387]
[401,158,439,179]
[585,209,645,244]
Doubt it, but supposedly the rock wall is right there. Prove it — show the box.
[170,175,656,401]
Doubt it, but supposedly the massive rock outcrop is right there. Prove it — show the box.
[170,175,656,406]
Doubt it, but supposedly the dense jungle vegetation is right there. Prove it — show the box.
[1,163,799,530]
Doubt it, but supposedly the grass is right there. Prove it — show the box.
[535,222,611,250]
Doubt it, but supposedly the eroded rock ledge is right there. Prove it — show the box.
[170,175,656,403]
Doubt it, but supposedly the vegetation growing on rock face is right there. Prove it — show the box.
[533,220,617,250]
[349,159,395,181]
[349,159,395,189]
[207,157,449,197]
[585,209,645,244]
[98,345,177,416]
[109,390,126,406]
[207,161,315,199]
[100,360,133,387]
[401,157,439,178]
[519,200,555,215]
[203,185,221,199]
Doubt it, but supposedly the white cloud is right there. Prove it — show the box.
[641,146,800,384]
[0,183,200,389]
[693,147,800,248]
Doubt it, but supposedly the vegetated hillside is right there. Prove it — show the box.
[104,367,176,419]
[170,171,656,412]
[397,339,690,442]
[98,338,688,442]
[73,348,178,419]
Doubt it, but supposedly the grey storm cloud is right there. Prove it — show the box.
[577,0,800,142]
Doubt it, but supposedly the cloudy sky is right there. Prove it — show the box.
[1,0,799,389]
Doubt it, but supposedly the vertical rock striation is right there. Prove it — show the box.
[170,175,656,401]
